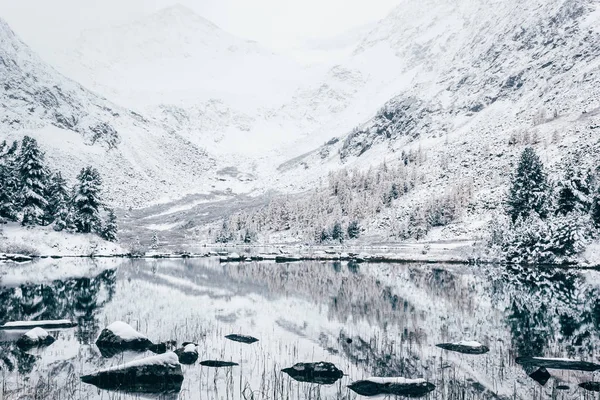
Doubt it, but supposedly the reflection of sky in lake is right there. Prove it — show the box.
[1,258,600,399]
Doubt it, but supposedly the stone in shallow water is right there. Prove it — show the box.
[174,343,198,365]
[348,377,435,397]
[95,321,153,357]
[282,362,344,385]
[528,367,551,386]
[225,334,259,344]
[515,357,600,372]
[580,381,600,392]
[200,360,239,367]
[16,327,55,349]
[436,340,489,354]
[0,319,76,330]
[80,352,183,394]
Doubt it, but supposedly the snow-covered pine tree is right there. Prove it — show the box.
[0,140,20,222]
[331,221,344,242]
[556,164,593,215]
[45,172,71,230]
[591,185,600,230]
[101,208,118,242]
[150,232,159,248]
[506,147,550,222]
[72,166,103,233]
[347,220,360,239]
[18,136,49,226]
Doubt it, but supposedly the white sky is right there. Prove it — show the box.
[0,0,400,52]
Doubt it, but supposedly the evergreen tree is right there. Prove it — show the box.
[101,208,118,242]
[72,166,103,233]
[45,172,71,229]
[556,165,592,215]
[331,221,344,242]
[506,147,550,222]
[347,220,360,239]
[319,228,331,243]
[0,140,20,222]
[18,136,49,226]
[591,186,600,230]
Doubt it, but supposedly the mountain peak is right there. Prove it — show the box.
[152,3,220,30]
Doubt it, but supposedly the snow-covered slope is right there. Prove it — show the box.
[0,17,215,207]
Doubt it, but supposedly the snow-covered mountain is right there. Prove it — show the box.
[0,17,215,207]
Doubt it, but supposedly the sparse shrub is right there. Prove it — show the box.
[0,241,40,257]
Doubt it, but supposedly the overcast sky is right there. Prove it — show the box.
[0,0,400,53]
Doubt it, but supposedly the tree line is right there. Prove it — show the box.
[489,147,600,263]
[0,136,117,241]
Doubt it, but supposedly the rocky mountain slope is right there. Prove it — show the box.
[0,17,214,207]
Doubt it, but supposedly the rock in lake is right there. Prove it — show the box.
[81,352,183,393]
[515,356,600,372]
[580,381,600,392]
[282,362,344,385]
[95,321,153,357]
[348,377,435,397]
[200,360,239,368]
[175,343,198,365]
[225,334,259,344]
[0,319,77,330]
[16,327,55,349]
[436,340,489,354]
[527,367,551,386]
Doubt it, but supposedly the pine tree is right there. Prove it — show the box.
[101,208,118,242]
[72,166,103,233]
[0,140,20,222]
[556,165,592,215]
[347,220,360,239]
[506,147,550,222]
[45,172,71,229]
[331,221,344,242]
[18,136,49,226]
[591,186,600,230]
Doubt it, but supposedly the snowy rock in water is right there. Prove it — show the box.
[200,360,239,368]
[80,352,183,393]
[225,334,259,344]
[16,327,55,348]
[0,319,77,330]
[174,343,198,365]
[515,357,600,372]
[436,340,489,354]
[579,382,600,392]
[95,321,153,356]
[348,377,435,397]
[227,252,244,261]
[282,362,344,385]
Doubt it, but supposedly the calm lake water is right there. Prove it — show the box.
[1,258,600,399]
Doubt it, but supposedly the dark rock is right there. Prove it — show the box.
[0,320,77,330]
[436,342,489,354]
[80,352,183,394]
[200,360,239,368]
[556,385,569,390]
[515,357,600,372]
[95,321,154,357]
[174,344,198,365]
[282,362,344,385]
[579,381,600,392]
[348,378,435,397]
[16,327,55,349]
[528,367,551,386]
[225,334,259,344]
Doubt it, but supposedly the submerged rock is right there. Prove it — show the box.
[515,357,600,372]
[348,377,435,397]
[16,327,55,349]
[282,362,344,385]
[95,321,153,357]
[175,343,198,365]
[200,360,239,368]
[225,334,259,344]
[436,341,489,354]
[528,367,551,386]
[579,381,600,392]
[80,352,183,393]
[0,319,77,330]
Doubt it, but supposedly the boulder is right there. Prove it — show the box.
[80,352,183,393]
[579,382,600,392]
[515,357,600,372]
[225,334,259,344]
[282,362,343,385]
[348,377,435,397]
[95,321,153,357]
[0,319,76,330]
[528,367,551,386]
[436,340,489,354]
[16,327,55,349]
[200,360,239,367]
[174,343,198,365]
